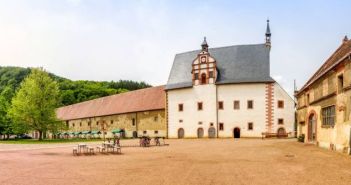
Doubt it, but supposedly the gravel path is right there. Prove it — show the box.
[0,139,350,185]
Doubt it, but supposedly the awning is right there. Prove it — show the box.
[91,130,101,134]
[74,131,82,135]
[82,131,91,134]
[112,129,124,134]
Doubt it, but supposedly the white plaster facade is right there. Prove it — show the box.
[167,82,295,138]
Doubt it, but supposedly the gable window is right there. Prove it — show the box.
[278,118,284,125]
[247,100,254,109]
[278,100,284,109]
[201,73,206,84]
[234,100,240,110]
[322,105,336,127]
[209,71,214,78]
[338,74,344,93]
[218,101,224,110]
[194,73,199,80]
[198,102,203,111]
[248,122,253,130]
[219,123,224,131]
[178,104,183,112]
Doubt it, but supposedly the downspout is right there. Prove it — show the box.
[216,85,219,138]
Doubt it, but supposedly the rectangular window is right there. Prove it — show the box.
[218,101,223,110]
[154,130,158,134]
[247,100,253,109]
[72,123,75,127]
[322,105,336,126]
[209,71,214,78]
[198,102,203,110]
[178,104,183,112]
[179,119,183,123]
[248,122,253,130]
[79,122,82,127]
[234,100,240,110]
[111,120,114,124]
[198,121,202,125]
[278,100,284,108]
[96,121,99,126]
[338,74,344,93]
[194,73,199,80]
[154,116,158,122]
[132,118,135,126]
[278,118,284,125]
[88,121,91,126]
[66,121,69,127]
[219,123,224,131]
[143,131,147,134]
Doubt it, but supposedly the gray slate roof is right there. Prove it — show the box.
[165,44,275,90]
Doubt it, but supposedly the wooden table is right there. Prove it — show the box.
[78,143,87,153]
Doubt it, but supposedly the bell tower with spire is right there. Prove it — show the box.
[265,19,272,48]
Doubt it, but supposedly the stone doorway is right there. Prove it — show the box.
[233,127,240,138]
[277,128,286,138]
[308,114,316,142]
[197,128,204,138]
[178,128,185,138]
[208,127,216,138]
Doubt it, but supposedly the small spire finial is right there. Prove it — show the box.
[343,35,348,43]
[201,37,209,51]
[265,19,271,48]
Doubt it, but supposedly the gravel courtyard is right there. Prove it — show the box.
[0,139,351,185]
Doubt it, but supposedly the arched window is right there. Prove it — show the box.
[201,73,207,84]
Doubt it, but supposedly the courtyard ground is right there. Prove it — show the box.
[0,139,351,185]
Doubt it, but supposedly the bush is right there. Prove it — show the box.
[298,134,305,142]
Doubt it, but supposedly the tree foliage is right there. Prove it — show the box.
[8,68,62,140]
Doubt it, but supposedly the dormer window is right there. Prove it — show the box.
[194,73,199,80]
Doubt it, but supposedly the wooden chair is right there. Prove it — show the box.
[73,147,78,156]
[96,146,106,153]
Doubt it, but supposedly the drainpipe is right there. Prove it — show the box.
[216,85,219,138]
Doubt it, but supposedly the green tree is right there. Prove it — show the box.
[9,68,63,140]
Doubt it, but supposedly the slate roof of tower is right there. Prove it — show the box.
[56,86,165,121]
[165,44,275,90]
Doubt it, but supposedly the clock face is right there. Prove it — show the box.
[201,57,206,63]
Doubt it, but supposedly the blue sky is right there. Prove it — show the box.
[0,0,350,96]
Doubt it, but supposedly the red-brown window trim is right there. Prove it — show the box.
[197,102,203,111]
[219,123,224,131]
[178,104,183,112]
[218,101,224,110]
[234,100,240,110]
[247,100,254,109]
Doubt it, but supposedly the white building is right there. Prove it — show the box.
[165,21,295,138]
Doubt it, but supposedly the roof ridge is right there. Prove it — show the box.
[175,43,266,56]
[57,85,165,109]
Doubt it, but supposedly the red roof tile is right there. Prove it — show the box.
[56,86,165,120]
[297,39,351,94]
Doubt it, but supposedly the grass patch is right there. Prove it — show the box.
[0,138,104,144]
